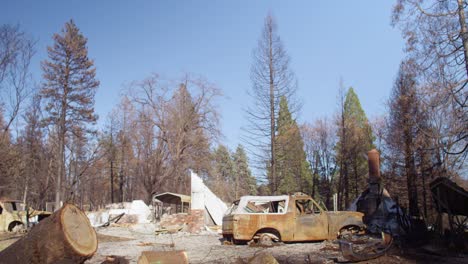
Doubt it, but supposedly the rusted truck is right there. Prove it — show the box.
[0,200,51,232]
[222,193,365,244]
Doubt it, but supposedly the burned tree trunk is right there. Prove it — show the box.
[0,203,97,264]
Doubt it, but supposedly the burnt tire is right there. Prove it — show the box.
[338,225,364,242]
[257,233,274,247]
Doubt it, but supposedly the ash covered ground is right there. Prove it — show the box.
[85,224,457,264]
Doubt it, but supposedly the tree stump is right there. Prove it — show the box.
[0,203,97,264]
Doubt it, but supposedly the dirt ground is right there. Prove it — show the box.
[1,224,467,263]
[86,224,467,264]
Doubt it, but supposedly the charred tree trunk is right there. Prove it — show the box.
[110,159,114,203]
[269,27,276,195]
[337,163,343,210]
[353,160,358,199]
[0,204,97,264]
[344,162,349,209]
[405,138,420,217]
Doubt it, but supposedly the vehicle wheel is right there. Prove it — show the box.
[257,233,274,247]
[8,221,25,233]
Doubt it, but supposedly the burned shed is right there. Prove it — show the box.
[430,177,468,237]
[153,192,191,215]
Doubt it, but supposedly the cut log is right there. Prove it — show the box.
[137,251,188,264]
[0,203,97,264]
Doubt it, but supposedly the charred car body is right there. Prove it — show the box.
[0,200,51,232]
[222,193,365,244]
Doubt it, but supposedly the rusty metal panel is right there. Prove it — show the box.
[327,211,365,238]
[294,213,328,240]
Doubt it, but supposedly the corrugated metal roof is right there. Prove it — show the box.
[153,192,191,204]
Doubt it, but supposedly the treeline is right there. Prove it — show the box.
[243,4,466,227]
[0,21,226,209]
[0,1,466,227]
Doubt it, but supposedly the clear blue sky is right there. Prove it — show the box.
[2,1,404,150]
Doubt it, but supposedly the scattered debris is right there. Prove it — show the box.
[99,212,125,228]
[100,255,129,264]
[137,241,174,247]
[342,149,401,262]
[339,232,393,262]
[137,250,188,264]
[351,150,409,237]
[155,225,185,235]
[0,203,97,263]
[87,200,152,227]
[159,209,205,234]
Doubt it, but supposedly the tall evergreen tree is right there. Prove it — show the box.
[335,87,373,209]
[245,14,298,194]
[232,144,257,199]
[275,96,312,194]
[214,145,234,183]
[387,60,425,217]
[41,20,99,209]
[210,144,235,201]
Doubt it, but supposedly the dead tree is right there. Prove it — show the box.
[41,20,99,210]
[0,24,35,135]
[244,14,298,194]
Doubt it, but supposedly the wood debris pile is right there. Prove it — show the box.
[159,209,205,234]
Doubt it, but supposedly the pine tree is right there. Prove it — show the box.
[387,60,425,217]
[214,145,234,183]
[232,144,257,198]
[211,144,234,201]
[275,96,312,194]
[335,87,373,208]
[245,14,298,194]
[41,20,99,209]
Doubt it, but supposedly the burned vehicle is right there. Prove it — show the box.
[222,192,364,244]
[0,200,51,232]
[0,200,26,232]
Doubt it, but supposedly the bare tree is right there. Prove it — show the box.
[301,118,337,208]
[41,20,99,209]
[392,0,468,156]
[0,24,35,135]
[130,74,220,202]
[244,14,298,194]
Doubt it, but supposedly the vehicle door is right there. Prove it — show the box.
[293,198,328,241]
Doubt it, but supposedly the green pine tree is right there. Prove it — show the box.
[232,144,257,199]
[275,96,312,194]
[335,87,374,208]
[211,145,235,201]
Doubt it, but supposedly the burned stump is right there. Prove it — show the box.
[0,203,97,264]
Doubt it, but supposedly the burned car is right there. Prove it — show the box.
[0,200,51,232]
[222,193,364,244]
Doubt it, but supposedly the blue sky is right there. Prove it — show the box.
[2,1,404,150]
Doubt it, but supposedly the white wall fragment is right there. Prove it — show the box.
[190,170,228,225]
